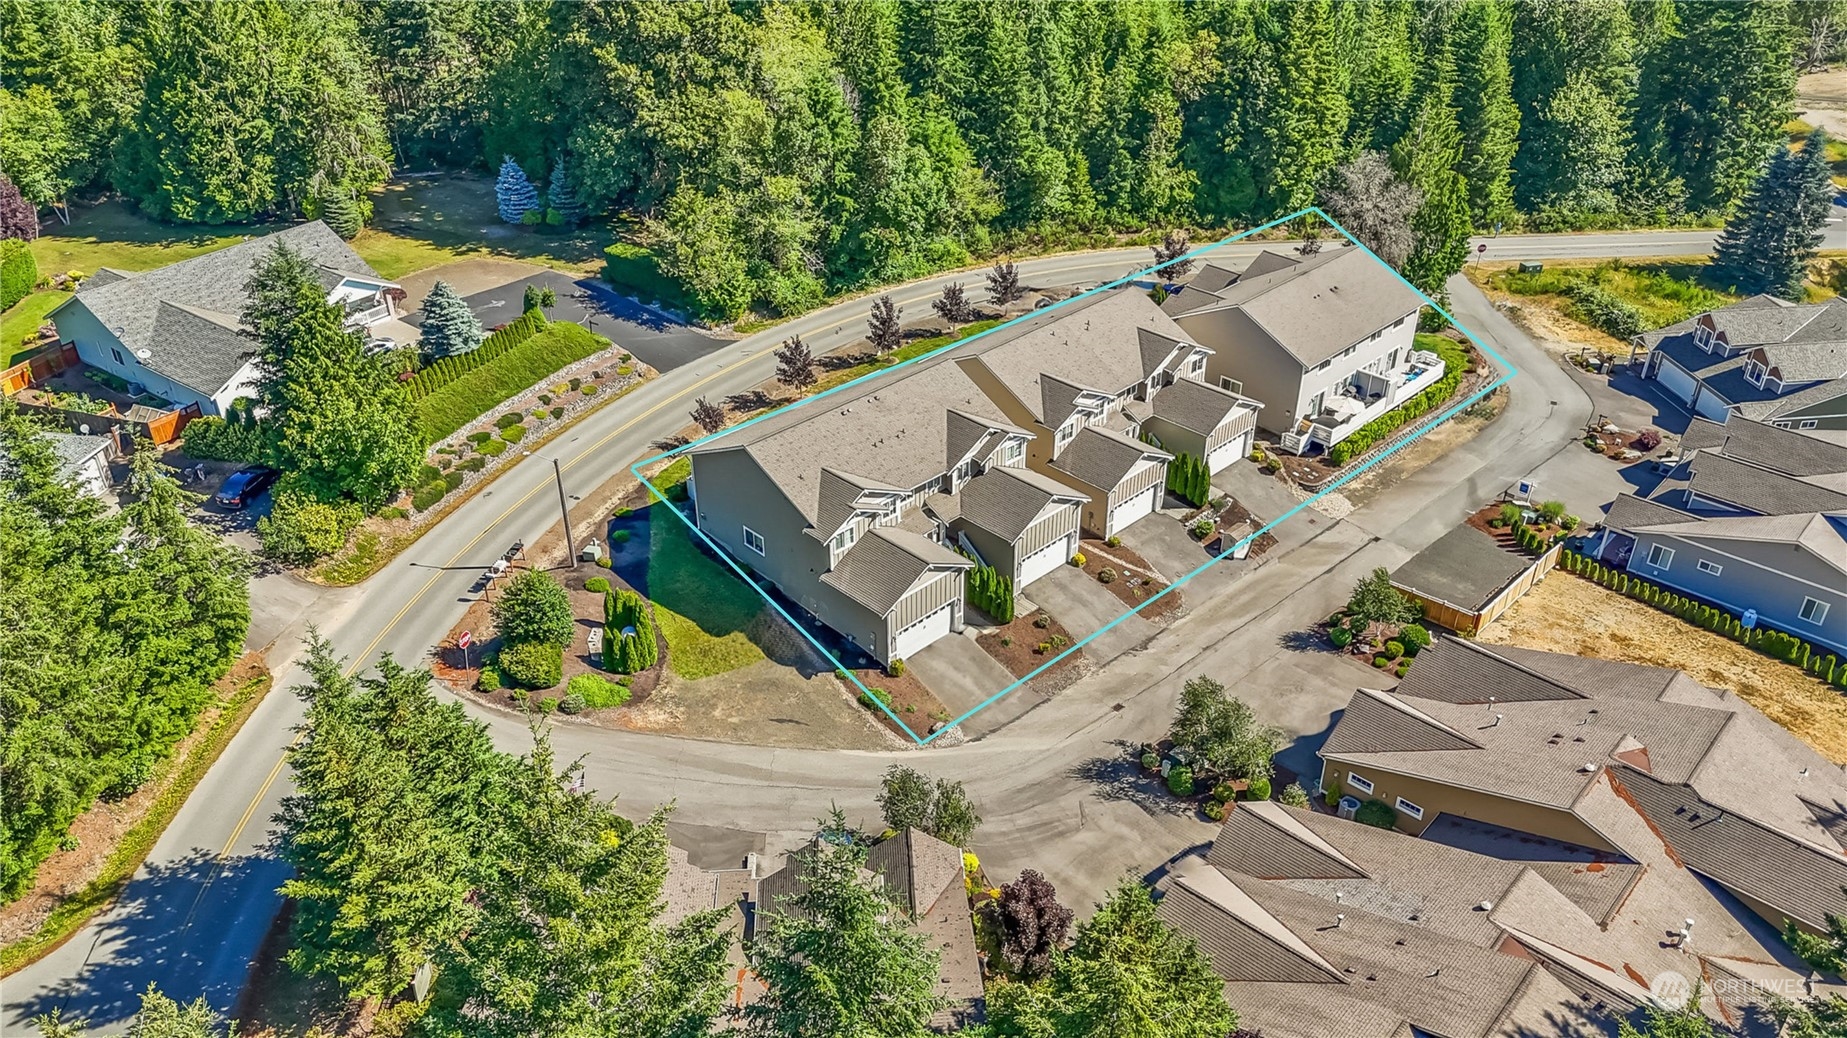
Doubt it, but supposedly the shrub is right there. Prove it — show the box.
[1246,775,1272,801]
[1070,552,1086,567]
[1372,656,1390,668]
[604,588,659,672]
[551,407,565,419]
[412,480,450,512]
[887,658,905,678]
[1211,782,1237,804]
[376,506,408,520]
[1140,752,1159,769]
[498,640,564,689]
[859,686,893,711]
[494,570,576,646]
[1561,280,1646,338]
[499,423,527,443]
[495,411,525,430]
[584,576,611,593]
[1395,660,1410,677]
[557,693,586,715]
[1329,626,1353,648]
[1166,766,1195,797]
[457,456,485,473]
[1000,636,1011,647]
[477,438,507,456]
[1189,518,1216,540]
[1097,567,1117,584]
[469,430,494,444]
[582,382,598,396]
[1323,781,1343,807]
[181,416,263,462]
[414,322,611,443]
[612,529,630,544]
[258,483,363,564]
[964,564,1015,623]
[537,393,551,405]
[1399,623,1431,655]
[1354,798,1397,829]
[1326,336,1467,465]
[1203,800,1227,822]
[538,696,559,714]
[1105,535,1122,547]
[1538,500,1566,523]
[569,377,583,391]
[1033,614,1051,629]
[1499,502,1523,527]
[1278,782,1310,808]
[1383,640,1404,660]
[0,239,38,310]
[408,312,548,399]
[566,672,631,709]
[477,662,502,693]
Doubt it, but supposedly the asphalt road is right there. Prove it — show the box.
[2,228,1713,1032]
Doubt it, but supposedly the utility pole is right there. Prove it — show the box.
[554,457,575,564]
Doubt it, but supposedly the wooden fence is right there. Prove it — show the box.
[1399,541,1562,635]
[1,343,80,396]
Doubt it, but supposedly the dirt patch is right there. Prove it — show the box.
[395,258,543,311]
[1477,575,1847,764]
[841,664,951,741]
[234,901,367,1038]
[1338,388,1507,507]
[1078,538,1181,622]
[617,658,900,750]
[977,608,1085,681]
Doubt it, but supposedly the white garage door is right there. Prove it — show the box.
[1206,430,1250,475]
[1018,532,1074,588]
[1693,389,1731,423]
[1653,356,1697,406]
[890,601,955,662]
[1107,483,1160,537]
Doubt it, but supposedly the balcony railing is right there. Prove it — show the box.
[344,302,390,328]
[1282,351,1446,455]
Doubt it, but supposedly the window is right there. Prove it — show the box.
[742,526,765,555]
[1393,316,1406,328]
[1776,421,1794,428]
[1645,544,1675,570]
[1002,440,1024,464]
[832,526,856,552]
[1394,797,1424,820]
[1800,597,1830,625]
[111,348,124,365]
[1800,420,1819,429]
[1313,358,1333,372]
[1219,376,1244,394]
[1346,772,1375,795]
[1188,353,1206,375]
[1056,423,1075,445]
[1696,558,1722,576]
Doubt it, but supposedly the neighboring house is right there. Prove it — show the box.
[662,844,764,1013]
[1316,637,1847,938]
[49,221,402,416]
[1157,799,1836,1038]
[688,286,1260,663]
[1590,418,1847,655]
[755,829,982,1030]
[1389,523,1560,634]
[1164,248,1428,455]
[1633,294,1847,429]
[47,431,116,498]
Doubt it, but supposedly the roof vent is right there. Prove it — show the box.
[1476,900,1494,912]
[1580,762,1600,773]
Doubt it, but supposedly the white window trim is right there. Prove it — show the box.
[742,526,765,556]
[1002,440,1024,464]
[1219,376,1243,394]
[1696,558,1722,576]
[1394,797,1424,820]
[1346,772,1375,795]
[1645,544,1675,570]
[1800,597,1830,625]
[1055,423,1075,445]
[1800,420,1819,429]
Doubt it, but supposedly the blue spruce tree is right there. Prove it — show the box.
[495,156,540,224]
[419,280,484,358]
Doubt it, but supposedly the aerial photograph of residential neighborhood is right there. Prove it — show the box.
[4,2,1847,1037]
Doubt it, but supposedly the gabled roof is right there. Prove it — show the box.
[1627,510,1847,577]
[1207,801,1367,880]
[814,468,904,538]
[1170,249,1424,368]
[56,221,387,396]
[864,830,985,1029]
[1148,376,1257,437]
[818,527,971,615]
[956,465,1087,543]
[1049,424,1168,490]
[1676,416,1847,477]
[1388,524,1533,612]
[1321,687,1483,756]
[1602,492,1699,533]
[1758,339,1847,383]
[1676,448,1847,514]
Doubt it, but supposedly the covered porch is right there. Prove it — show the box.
[1281,347,1445,455]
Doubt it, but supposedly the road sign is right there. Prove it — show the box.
[1477,243,1487,252]
[458,630,473,649]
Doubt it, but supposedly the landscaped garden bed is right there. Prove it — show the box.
[1463,500,1577,554]
[1077,538,1181,622]
[840,663,952,738]
[977,608,1086,680]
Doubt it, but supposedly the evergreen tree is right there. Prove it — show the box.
[746,839,947,1038]
[418,280,485,358]
[492,569,576,648]
[1321,151,1423,269]
[868,294,903,354]
[495,154,540,224]
[1347,566,1420,626]
[0,173,38,241]
[1450,0,1520,227]
[1510,0,1638,218]
[1710,128,1834,300]
[934,281,973,325]
[775,334,817,392]
[1256,0,1350,215]
[521,282,555,316]
[317,188,363,239]
[986,258,1022,306]
[606,589,659,673]
[546,161,586,227]
[1394,11,1472,298]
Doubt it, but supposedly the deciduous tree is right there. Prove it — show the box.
[1168,676,1283,781]
[1152,230,1196,279]
[1321,152,1422,269]
[876,765,982,847]
[986,258,1021,306]
[933,281,973,325]
[867,294,903,353]
[991,869,1072,980]
[775,334,817,392]
[690,396,728,435]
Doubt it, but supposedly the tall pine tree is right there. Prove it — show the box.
[1710,128,1835,300]
[418,280,485,358]
[1451,0,1520,228]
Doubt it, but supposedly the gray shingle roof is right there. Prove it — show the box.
[1732,375,1847,421]
[967,287,1198,421]
[1320,687,1483,756]
[1172,249,1424,368]
[1049,424,1165,490]
[46,432,111,473]
[1601,492,1699,533]
[57,221,385,396]
[1148,376,1256,437]
[956,465,1087,543]
[1388,525,1534,612]
[865,829,985,1028]
[818,527,970,615]
[1760,339,1847,383]
[1679,449,1847,514]
[1627,510,1847,577]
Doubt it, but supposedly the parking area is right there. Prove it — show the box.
[1019,565,1157,663]
[905,631,1017,718]
[405,268,731,372]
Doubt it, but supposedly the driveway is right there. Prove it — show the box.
[1019,564,1157,664]
[406,269,730,373]
[906,631,1017,721]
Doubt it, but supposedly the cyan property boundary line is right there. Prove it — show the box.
[633,208,1518,745]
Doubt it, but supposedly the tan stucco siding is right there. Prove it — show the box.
[1319,759,1617,851]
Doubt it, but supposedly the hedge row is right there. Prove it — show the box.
[1560,549,1847,689]
[1327,339,1469,466]
[1,240,38,311]
[414,322,609,444]
[602,243,692,316]
[1561,281,1647,340]
[181,415,263,463]
[965,564,1015,623]
[404,310,549,401]
[1166,451,1210,508]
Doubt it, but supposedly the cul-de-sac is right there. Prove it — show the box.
[3,3,1846,1037]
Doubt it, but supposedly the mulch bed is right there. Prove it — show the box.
[1462,502,1568,551]
[1078,539,1181,622]
[843,664,951,739]
[977,608,1086,679]
[1583,426,1663,462]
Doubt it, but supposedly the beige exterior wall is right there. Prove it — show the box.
[1319,758,1617,851]
[1180,307,1304,435]
[890,569,961,632]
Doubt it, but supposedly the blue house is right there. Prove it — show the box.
[49,221,401,415]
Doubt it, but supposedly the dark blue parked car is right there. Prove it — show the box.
[212,465,280,511]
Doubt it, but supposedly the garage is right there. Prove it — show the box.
[1693,387,1732,423]
[1018,532,1075,588]
[1107,482,1160,537]
[890,600,956,662]
[1652,355,1698,408]
[1206,430,1251,474]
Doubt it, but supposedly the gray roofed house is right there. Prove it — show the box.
[1635,294,1847,429]
[1388,523,1555,633]
[686,284,1267,662]
[1167,248,1432,455]
[50,221,403,416]
[1317,637,1847,937]
[45,431,116,498]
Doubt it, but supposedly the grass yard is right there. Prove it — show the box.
[1787,117,1847,187]
[1476,257,1737,332]
[28,200,279,276]
[366,173,615,277]
[414,321,611,443]
[1478,574,1847,764]
[646,511,767,680]
[1,290,71,367]
[814,320,1004,393]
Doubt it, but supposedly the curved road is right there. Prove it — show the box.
[4,228,1717,1032]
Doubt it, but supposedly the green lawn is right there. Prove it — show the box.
[364,173,616,277]
[2,290,72,366]
[29,200,277,276]
[814,319,1005,392]
[646,511,766,679]
[1482,258,1737,332]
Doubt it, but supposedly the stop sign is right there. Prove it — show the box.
[458,630,473,649]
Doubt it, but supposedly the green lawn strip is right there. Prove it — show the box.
[0,672,274,977]
[813,320,1003,393]
[414,322,611,443]
[29,201,276,276]
[350,228,472,280]
[646,511,765,679]
[2,290,72,366]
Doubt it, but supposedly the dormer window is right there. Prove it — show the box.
[1188,352,1206,375]
[1695,325,1713,351]
[1056,422,1075,446]
[832,525,856,552]
[1744,360,1767,388]
[1002,440,1024,465]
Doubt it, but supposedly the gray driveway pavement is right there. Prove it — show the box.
[1019,564,1157,665]
[907,631,1017,720]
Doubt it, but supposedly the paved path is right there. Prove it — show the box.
[3,230,1702,1032]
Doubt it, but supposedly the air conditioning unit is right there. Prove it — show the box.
[1337,796,1361,820]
